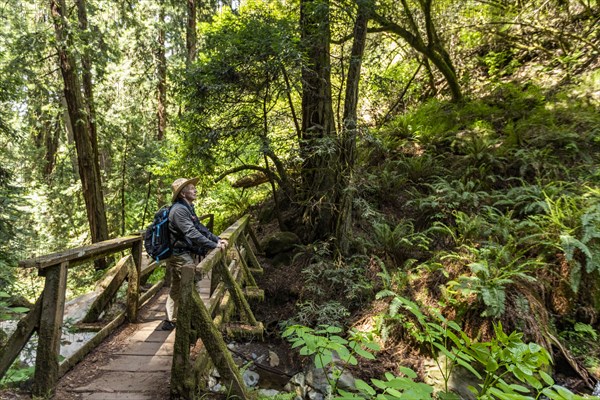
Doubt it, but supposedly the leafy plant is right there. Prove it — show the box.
[372,219,430,265]
[376,293,592,399]
[445,240,541,318]
[337,368,435,400]
[0,291,29,320]
[282,324,380,395]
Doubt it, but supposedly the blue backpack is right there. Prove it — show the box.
[144,205,173,262]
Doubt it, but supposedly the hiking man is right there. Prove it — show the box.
[162,177,228,330]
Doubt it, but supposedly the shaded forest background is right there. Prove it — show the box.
[0,0,599,396]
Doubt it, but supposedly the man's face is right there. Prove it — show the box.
[182,184,197,202]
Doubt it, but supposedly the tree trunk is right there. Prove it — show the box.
[76,0,101,167]
[51,0,109,264]
[300,0,338,241]
[186,0,197,66]
[336,0,369,255]
[157,0,167,141]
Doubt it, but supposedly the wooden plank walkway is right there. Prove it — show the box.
[55,276,212,400]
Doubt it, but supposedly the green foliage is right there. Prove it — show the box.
[283,313,591,400]
[0,363,34,388]
[409,178,491,220]
[560,322,599,361]
[178,0,299,175]
[445,241,541,318]
[298,244,374,315]
[481,50,521,80]
[375,294,591,399]
[371,219,430,265]
[0,291,29,321]
[291,300,351,328]
[283,324,380,394]
[337,370,434,400]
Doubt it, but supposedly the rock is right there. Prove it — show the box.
[290,372,306,387]
[208,376,218,388]
[210,368,221,378]
[307,390,324,400]
[269,350,280,367]
[259,389,281,397]
[336,370,356,391]
[243,370,260,388]
[260,232,301,258]
[210,383,223,393]
[306,368,331,395]
[289,373,308,398]
[422,355,479,400]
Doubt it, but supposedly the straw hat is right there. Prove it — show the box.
[171,177,199,203]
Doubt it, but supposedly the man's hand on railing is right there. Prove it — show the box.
[217,239,228,251]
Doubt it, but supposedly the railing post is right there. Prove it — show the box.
[247,225,263,254]
[33,261,68,397]
[235,245,257,287]
[239,233,263,273]
[171,265,194,398]
[188,263,249,399]
[217,258,258,325]
[127,240,142,322]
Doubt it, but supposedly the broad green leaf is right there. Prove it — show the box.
[354,347,375,360]
[539,370,554,386]
[398,366,417,379]
[355,379,376,396]
[9,307,29,313]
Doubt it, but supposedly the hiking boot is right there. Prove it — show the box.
[160,320,176,331]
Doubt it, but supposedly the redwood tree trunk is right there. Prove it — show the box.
[157,0,167,140]
[336,1,369,255]
[300,0,338,241]
[186,0,197,66]
[76,0,101,166]
[51,0,109,259]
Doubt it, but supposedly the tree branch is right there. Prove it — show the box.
[331,27,389,45]
[214,165,282,187]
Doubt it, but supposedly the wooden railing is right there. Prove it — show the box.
[0,214,262,398]
[170,214,264,400]
[0,235,148,397]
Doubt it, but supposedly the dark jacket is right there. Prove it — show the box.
[169,201,219,255]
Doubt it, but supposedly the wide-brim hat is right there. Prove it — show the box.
[171,177,199,203]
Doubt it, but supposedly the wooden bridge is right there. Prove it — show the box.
[0,215,265,399]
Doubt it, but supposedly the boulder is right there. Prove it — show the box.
[260,232,301,258]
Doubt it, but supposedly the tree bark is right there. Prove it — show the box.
[300,0,338,241]
[186,0,197,66]
[336,0,369,255]
[51,0,109,263]
[157,0,167,141]
[76,0,101,167]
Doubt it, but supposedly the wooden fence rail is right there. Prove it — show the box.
[0,236,147,397]
[171,214,264,400]
[0,214,261,399]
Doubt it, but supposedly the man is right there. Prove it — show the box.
[162,177,228,331]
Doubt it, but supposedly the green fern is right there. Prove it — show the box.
[446,241,540,318]
[372,219,430,264]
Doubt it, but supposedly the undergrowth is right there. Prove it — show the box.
[288,70,600,396]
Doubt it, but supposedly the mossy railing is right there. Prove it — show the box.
[0,235,148,397]
[171,214,264,400]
